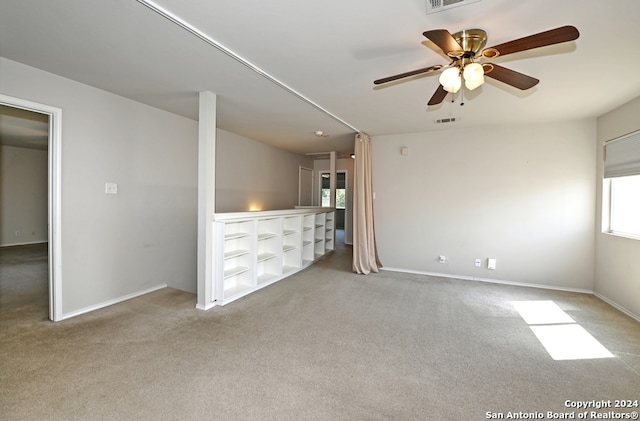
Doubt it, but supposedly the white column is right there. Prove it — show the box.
[329,151,337,208]
[197,91,217,310]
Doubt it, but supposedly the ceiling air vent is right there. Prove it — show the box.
[434,117,457,124]
[426,0,481,14]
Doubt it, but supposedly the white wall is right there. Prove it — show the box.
[0,58,198,316]
[215,129,313,213]
[372,120,596,291]
[0,145,48,246]
[595,96,640,319]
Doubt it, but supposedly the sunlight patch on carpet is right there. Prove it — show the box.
[512,300,614,361]
[512,300,575,325]
[530,324,614,360]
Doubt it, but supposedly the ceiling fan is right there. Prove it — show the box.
[374,25,579,105]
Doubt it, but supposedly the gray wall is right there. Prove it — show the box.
[215,129,313,213]
[1,57,198,316]
[0,145,48,246]
[372,120,597,291]
[595,96,640,319]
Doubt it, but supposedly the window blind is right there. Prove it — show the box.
[604,129,640,178]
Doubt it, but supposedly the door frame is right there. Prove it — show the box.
[298,166,313,206]
[0,94,63,321]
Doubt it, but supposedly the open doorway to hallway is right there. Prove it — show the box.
[0,102,55,320]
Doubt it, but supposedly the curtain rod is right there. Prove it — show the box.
[136,0,362,134]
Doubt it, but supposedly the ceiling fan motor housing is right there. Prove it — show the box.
[450,29,487,58]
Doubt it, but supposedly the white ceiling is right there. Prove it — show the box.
[2,0,640,156]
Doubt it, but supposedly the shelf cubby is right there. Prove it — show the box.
[256,217,282,285]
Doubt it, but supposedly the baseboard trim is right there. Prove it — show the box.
[195,302,217,311]
[593,292,640,323]
[381,267,594,295]
[61,284,168,320]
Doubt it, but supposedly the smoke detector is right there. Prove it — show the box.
[426,0,481,14]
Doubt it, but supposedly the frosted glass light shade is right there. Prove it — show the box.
[465,75,484,90]
[463,62,484,90]
[439,67,461,93]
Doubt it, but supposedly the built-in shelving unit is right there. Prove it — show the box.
[217,220,254,299]
[256,217,281,286]
[210,208,335,307]
[302,214,315,266]
[325,211,335,252]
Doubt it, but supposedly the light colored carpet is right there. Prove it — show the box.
[1,241,639,420]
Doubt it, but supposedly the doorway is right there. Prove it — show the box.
[0,94,62,321]
[298,166,313,206]
[319,170,347,244]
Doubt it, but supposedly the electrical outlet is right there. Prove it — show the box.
[474,258,481,267]
[105,182,118,194]
[438,255,446,263]
[15,230,20,237]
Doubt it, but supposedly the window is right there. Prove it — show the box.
[608,175,640,237]
[321,187,345,208]
[321,186,330,207]
[603,129,640,238]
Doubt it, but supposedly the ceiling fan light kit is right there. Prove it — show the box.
[439,67,462,93]
[462,62,484,90]
[374,25,579,105]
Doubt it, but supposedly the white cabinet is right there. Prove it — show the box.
[210,208,335,306]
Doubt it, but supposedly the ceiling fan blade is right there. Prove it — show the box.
[483,64,539,90]
[483,25,579,58]
[427,84,448,106]
[374,65,442,85]
[423,29,464,56]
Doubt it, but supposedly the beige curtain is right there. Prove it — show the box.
[352,133,382,274]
